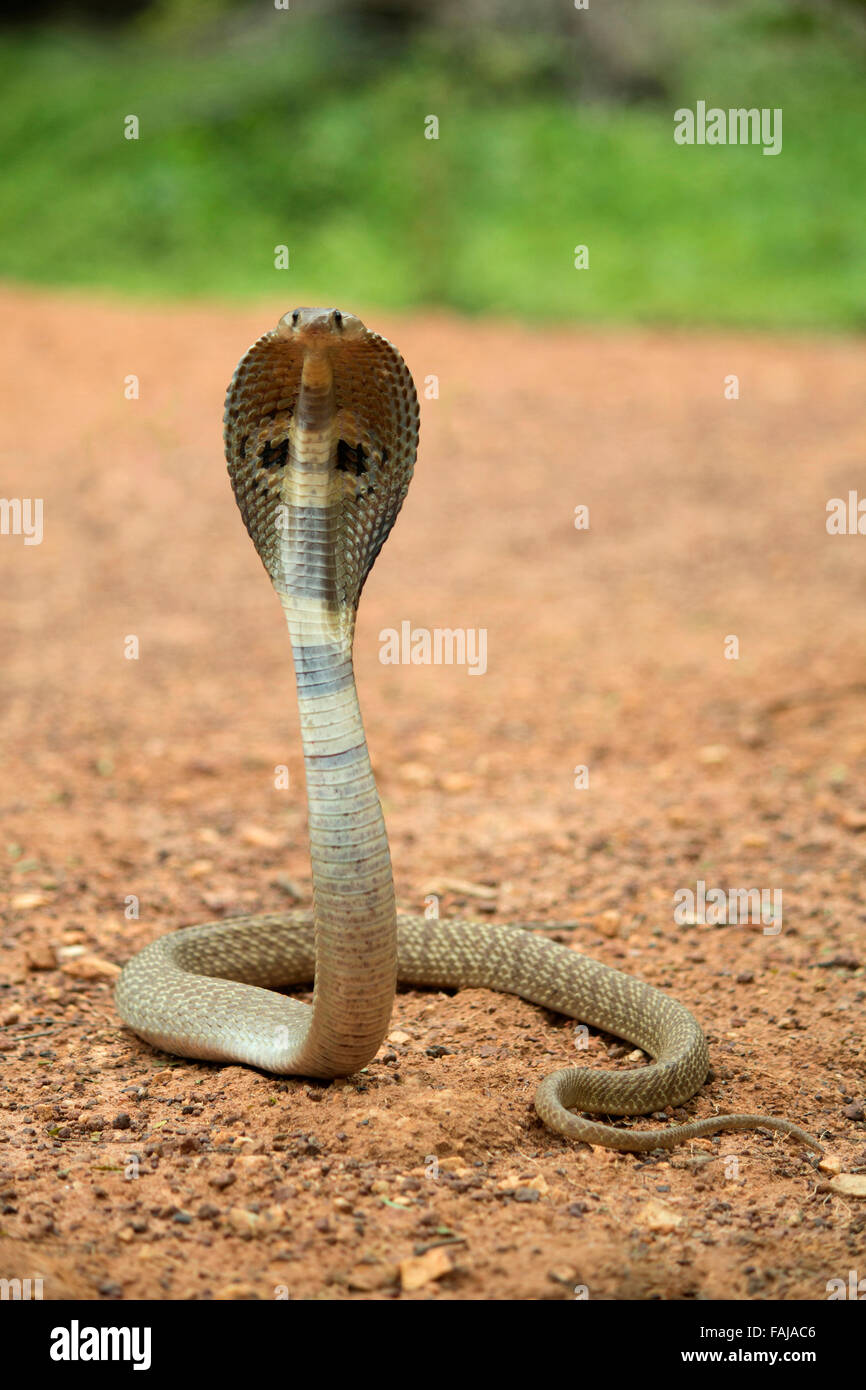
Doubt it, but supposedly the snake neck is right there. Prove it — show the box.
[282,620,396,1077]
[272,349,397,1077]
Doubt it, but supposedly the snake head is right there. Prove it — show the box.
[277,307,365,343]
[224,309,419,624]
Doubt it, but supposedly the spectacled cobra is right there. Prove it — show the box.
[115,308,821,1154]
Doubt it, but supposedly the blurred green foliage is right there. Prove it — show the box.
[0,1,864,327]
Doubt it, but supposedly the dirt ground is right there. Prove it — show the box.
[0,284,864,1302]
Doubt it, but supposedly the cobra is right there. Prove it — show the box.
[115,307,821,1154]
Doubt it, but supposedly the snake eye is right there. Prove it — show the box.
[291,310,300,327]
[333,310,343,329]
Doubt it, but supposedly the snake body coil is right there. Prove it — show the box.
[115,308,820,1153]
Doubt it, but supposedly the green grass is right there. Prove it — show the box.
[0,5,865,328]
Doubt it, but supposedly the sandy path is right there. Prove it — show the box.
[0,286,863,1300]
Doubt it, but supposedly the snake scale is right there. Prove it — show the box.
[116,308,820,1154]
